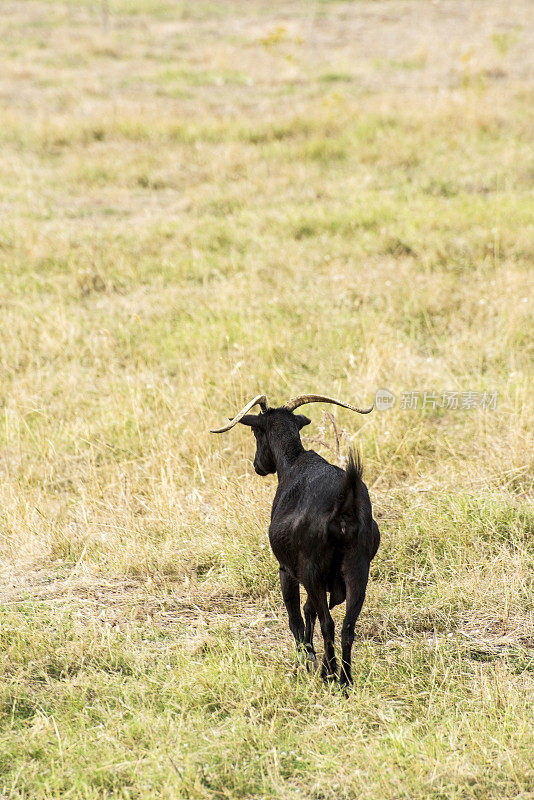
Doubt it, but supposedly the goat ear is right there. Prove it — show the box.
[238,414,265,429]
[295,414,311,429]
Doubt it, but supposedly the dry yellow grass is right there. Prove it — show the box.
[0,1,533,798]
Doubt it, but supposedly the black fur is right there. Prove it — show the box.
[239,408,380,685]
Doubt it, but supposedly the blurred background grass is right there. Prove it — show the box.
[0,1,533,798]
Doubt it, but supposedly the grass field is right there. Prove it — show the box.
[1,0,533,797]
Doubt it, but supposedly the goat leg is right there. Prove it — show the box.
[339,556,370,687]
[307,586,337,680]
[303,596,317,670]
[279,567,306,652]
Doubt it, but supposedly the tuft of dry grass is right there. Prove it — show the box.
[0,0,533,797]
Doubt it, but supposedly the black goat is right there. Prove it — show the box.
[211,393,380,686]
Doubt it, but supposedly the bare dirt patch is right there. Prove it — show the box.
[2,566,532,665]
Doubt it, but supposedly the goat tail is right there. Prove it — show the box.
[328,449,364,538]
[339,449,364,516]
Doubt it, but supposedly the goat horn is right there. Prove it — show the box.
[210,394,269,433]
[282,394,374,414]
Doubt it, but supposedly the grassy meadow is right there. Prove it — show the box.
[1,0,533,797]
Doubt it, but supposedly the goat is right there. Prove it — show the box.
[211,393,380,686]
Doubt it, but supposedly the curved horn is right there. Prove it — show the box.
[282,394,374,414]
[210,394,269,434]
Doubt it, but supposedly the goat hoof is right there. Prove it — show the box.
[321,671,337,683]
[297,648,317,670]
[305,652,317,673]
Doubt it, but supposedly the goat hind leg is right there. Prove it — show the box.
[303,596,317,671]
[340,557,369,687]
[307,586,336,680]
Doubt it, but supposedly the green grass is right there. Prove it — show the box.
[0,0,533,797]
[1,606,532,799]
